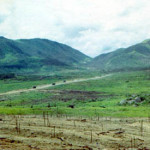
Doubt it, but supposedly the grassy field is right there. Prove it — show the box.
[0,70,150,117]
[0,69,101,93]
[51,70,150,94]
[0,77,58,93]
[0,70,150,149]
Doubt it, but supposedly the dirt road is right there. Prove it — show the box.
[0,74,111,96]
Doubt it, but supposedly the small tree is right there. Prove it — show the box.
[47,103,51,108]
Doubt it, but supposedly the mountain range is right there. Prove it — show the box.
[89,39,150,71]
[0,36,150,74]
[0,36,90,74]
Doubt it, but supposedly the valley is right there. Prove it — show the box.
[0,37,150,149]
[0,69,150,149]
[1,0,150,149]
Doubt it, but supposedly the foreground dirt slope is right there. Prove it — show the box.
[0,115,150,150]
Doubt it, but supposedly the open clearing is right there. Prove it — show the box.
[0,115,150,150]
[0,74,111,96]
[0,70,150,149]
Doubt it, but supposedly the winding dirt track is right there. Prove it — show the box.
[0,74,111,96]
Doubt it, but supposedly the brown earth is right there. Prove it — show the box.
[21,89,114,106]
[0,115,150,150]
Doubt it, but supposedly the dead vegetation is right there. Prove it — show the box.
[0,115,150,150]
[35,89,114,104]
[50,90,112,102]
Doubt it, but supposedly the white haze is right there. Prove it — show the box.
[0,0,150,57]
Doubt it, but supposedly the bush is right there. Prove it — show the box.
[0,73,15,80]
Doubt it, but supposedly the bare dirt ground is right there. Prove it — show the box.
[0,115,150,150]
[20,89,113,106]
[0,74,111,96]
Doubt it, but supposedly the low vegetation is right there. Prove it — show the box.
[0,70,149,117]
[0,70,150,149]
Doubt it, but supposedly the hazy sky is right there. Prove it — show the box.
[0,0,150,57]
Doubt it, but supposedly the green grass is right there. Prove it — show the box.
[0,105,150,117]
[0,70,150,117]
[0,91,53,107]
[0,78,55,93]
[51,71,150,95]
[0,70,102,93]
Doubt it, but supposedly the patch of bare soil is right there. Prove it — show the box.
[0,137,39,150]
[48,90,112,102]
[27,90,114,106]
[0,115,150,150]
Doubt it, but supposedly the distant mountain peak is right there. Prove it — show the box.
[89,39,150,71]
[142,39,150,44]
[0,36,6,39]
[0,37,90,74]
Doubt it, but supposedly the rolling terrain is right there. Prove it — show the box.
[0,37,150,149]
[0,74,110,96]
[0,36,90,74]
[89,39,150,71]
[0,70,150,149]
[0,70,150,116]
[1,37,150,74]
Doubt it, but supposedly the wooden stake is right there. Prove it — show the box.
[90,130,93,143]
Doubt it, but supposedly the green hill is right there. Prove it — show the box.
[89,39,150,71]
[0,36,90,74]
